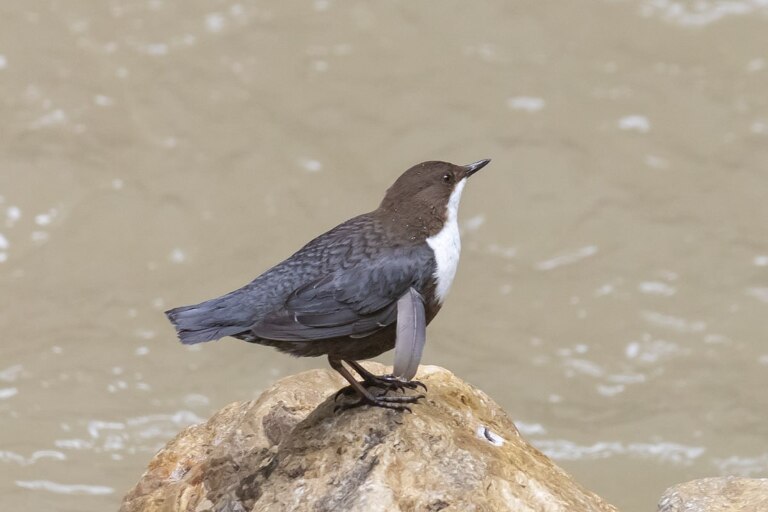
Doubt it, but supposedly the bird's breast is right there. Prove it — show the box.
[425,217,461,304]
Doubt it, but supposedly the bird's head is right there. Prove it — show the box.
[379,159,491,229]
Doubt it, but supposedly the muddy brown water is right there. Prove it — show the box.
[1,2,767,511]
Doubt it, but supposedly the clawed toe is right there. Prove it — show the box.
[365,374,428,393]
[334,392,425,413]
[376,393,425,403]
[334,401,412,413]
[329,359,428,413]
[402,379,427,392]
[335,376,426,400]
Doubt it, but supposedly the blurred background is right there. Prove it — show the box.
[1,1,767,510]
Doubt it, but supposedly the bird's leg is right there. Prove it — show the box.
[332,359,426,399]
[328,357,424,412]
[345,360,427,394]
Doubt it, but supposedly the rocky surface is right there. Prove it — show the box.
[658,476,768,512]
[120,363,618,512]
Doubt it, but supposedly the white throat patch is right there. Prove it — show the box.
[426,178,466,304]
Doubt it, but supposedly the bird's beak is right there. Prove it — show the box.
[463,159,491,178]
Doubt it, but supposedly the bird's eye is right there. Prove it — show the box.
[442,173,452,184]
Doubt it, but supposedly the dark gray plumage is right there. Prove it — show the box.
[167,214,435,354]
[166,158,491,411]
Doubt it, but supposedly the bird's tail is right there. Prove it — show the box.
[165,295,252,345]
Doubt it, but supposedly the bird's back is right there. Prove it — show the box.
[166,212,389,344]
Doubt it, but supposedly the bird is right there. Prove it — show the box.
[165,159,491,411]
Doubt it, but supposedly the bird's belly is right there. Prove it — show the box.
[257,326,397,360]
[426,220,461,304]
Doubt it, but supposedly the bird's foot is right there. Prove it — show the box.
[366,373,428,394]
[333,375,426,400]
[343,361,427,393]
[334,392,425,413]
[329,358,427,412]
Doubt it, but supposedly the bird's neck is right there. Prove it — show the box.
[376,201,446,243]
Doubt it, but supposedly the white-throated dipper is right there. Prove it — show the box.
[166,159,491,411]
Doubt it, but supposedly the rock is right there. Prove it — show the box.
[120,363,618,512]
[658,476,768,512]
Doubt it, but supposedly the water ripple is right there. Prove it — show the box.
[0,387,18,399]
[746,287,768,303]
[640,0,768,26]
[714,453,768,476]
[0,450,66,466]
[15,480,113,496]
[536,245,599,271]
[535,439,705,464]
[641,311,706,333]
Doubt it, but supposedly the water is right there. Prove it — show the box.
[1,2,767,511]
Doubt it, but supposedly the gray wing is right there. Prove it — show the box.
[251,245,433,342]
[392,287,426,380]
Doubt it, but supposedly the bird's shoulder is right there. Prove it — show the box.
[282,211,431,272]
[248,213,436,341]
[245,212,435,308]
